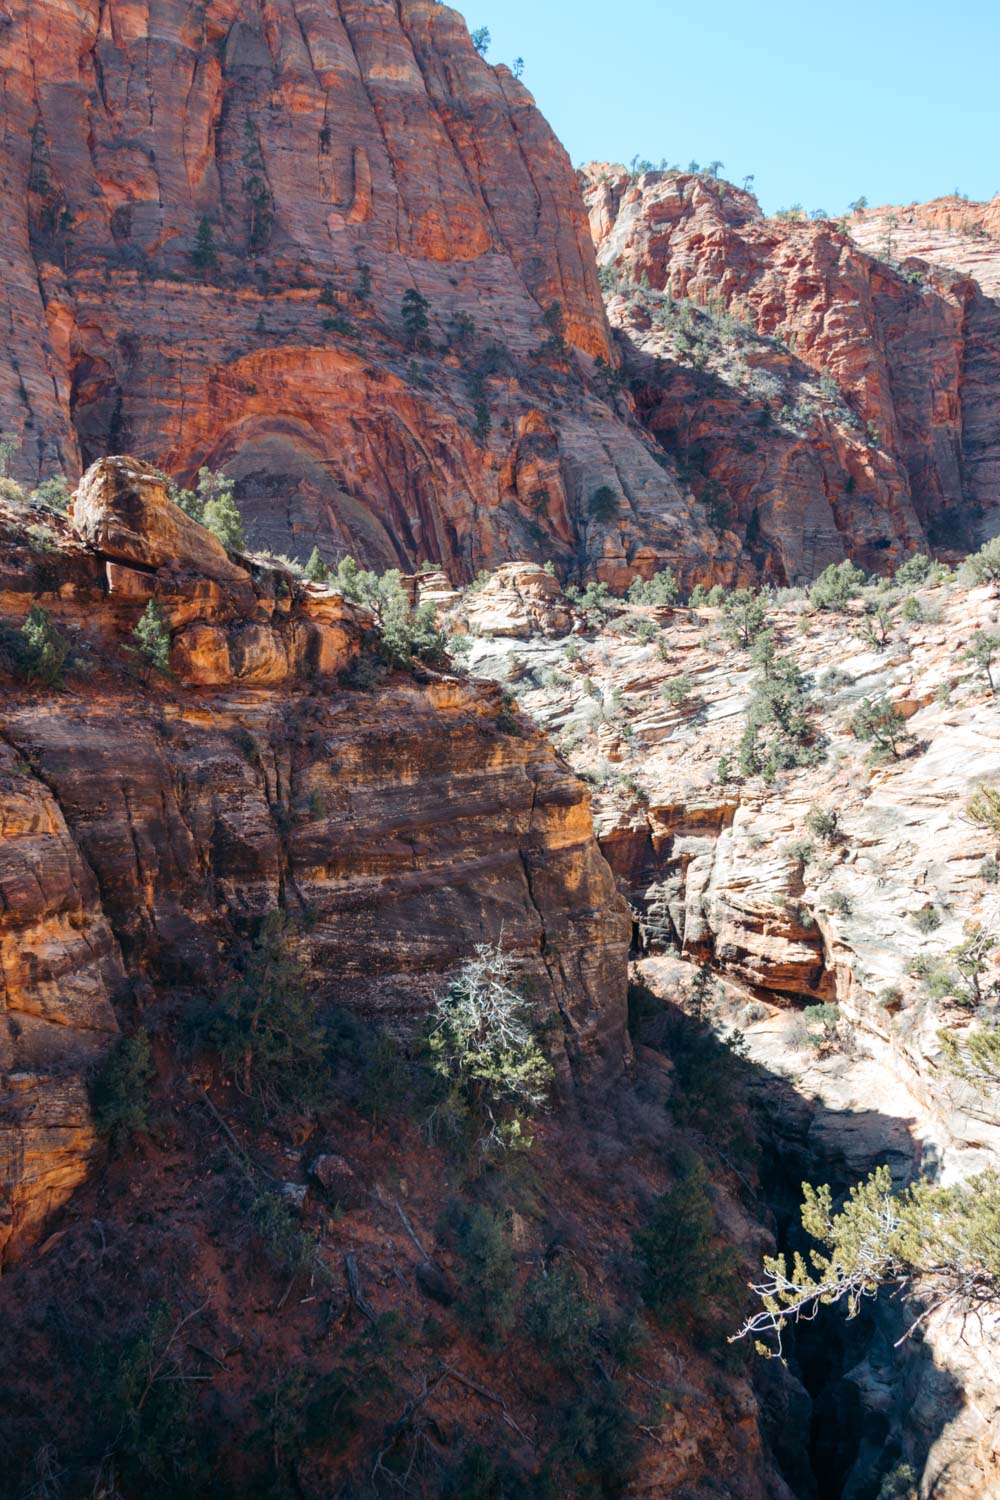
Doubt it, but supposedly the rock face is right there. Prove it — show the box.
[850,196,1000,298]
[0,0,717,586]
[583,167,1000,577]
[457,567,1000,1498]
[0,460,630,1265]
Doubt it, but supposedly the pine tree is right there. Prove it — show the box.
[191,216,217,272]
[130,600,171,674]
[20,605,70,686]
[304,547,329,584]
[199,469,245,551]
[401,288,431,349]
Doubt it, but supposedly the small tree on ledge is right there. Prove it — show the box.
[129,599,171,675]
[304,547,330,584]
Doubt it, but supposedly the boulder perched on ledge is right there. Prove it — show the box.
[71,456,252,591]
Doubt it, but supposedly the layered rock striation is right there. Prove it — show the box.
[584,167,1000,578]
[0,459,630,1265]
[0,0,716,586]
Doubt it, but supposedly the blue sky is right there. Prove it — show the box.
[454,0,999,214]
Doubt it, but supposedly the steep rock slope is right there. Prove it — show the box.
[583,167,1000,576]
[0,459,630,1266]
[0,0,716,584]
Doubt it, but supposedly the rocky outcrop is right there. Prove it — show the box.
[0,739,123,1263]
[0,461,630,1265]
[583,167,1000,577]
[450,561,576,639]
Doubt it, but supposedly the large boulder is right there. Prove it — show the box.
[71,456,252,590]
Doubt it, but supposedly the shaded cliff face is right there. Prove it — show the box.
[0,0,718,585]
[583,167,1000,579]
[0,459,630,1265]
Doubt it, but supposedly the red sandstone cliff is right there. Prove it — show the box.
[0,1,719,587]
[583,166,1000,579]
[0,462,790,1500]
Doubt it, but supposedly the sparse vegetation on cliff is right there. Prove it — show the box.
[737,1165,1000,1356]
[426,940,553,1155]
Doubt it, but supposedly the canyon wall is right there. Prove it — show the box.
[0,459,630,1266]
[584,168,1000,578]
[0,0,718,586]
[455,564,1000,1498]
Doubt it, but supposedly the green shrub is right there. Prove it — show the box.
[877,1462,918,1500]
[184,913,329,1118]
[938,1019,1000,1090]
[97,1304,209,1494]
[443,1444,505,1499]
[201,474,245,551]
[303,546,329,583]
[855,601,893,650]
[523,1263,598,1371]
[330,557,447,668]
[802,1003,840,1046]
[543,1381,638,1497]
[961,537,1000,586]
[90,1031,155,1148]
[912,905,941,933]
[809,559,866,610]
[129,599,171,674]
[968,784,1000,835]
[633,1160,736,1327]
[426,941,552,1155]
[628,568,679,606]
[661,675,693,706]
[402,288,431,349]
[445,1202,517,1344]
[19,605,71,686]
[964,631,1000,694]
[894,553,932,588]
[689,582,726,607]
[849,695,913,760]
[805,806,838,842]
[720,588,768,647]
[575,580,613,619]
[30,475,72,513]
[247,1184,318,1279]
[737,1163,1000,1356]
[737,639,815,780]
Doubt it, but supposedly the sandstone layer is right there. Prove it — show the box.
[583,167,1000,578]
[0,0,720,587]
[850,196,1000,299]
[0,459,630,1265]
